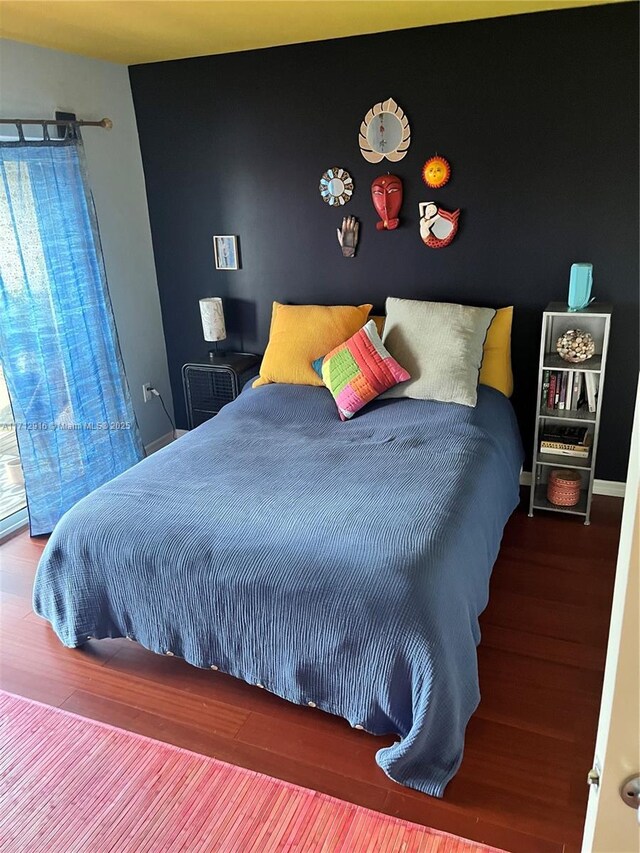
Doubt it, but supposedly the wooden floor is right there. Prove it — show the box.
[0,494,622,853]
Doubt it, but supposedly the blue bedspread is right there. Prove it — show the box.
[33,383,523,797]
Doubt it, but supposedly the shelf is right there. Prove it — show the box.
[543,353,602,372]
[544,302,612,317]
[530,301,609,525]
[538,407,596,423]
[532,485,588,516]
[536,453,592,470]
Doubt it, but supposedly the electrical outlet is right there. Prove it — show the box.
[142,383,154,403]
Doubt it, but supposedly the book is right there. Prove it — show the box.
[547,372,557,409]
[571,371,582,411]
[540,433,592,456]
[539,446,590,458]
[554,371,561,408]
[559,372,567,410]
[585,372,597,412]
[541,425,589,444]
[565,369,574,410]
[542,370,550,410]
[541,440,590,451]
[579,373,588,410]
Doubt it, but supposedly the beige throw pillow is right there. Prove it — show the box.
[381,298,496,407]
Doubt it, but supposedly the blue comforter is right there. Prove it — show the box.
[33,383,523,797]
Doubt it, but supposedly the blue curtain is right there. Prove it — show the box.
[0,140,144,535]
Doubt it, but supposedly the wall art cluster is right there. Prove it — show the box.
[318,97,463,256]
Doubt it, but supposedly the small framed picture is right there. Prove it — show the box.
[213,235,239,270]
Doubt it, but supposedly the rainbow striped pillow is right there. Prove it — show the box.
[312,320,410,420]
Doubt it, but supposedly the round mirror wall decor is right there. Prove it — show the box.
[319,167,354,206]
[359,98,411,163]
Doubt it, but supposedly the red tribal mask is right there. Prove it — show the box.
[371,175,403,231]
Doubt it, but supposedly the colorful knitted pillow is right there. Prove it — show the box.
[312,320,410,420]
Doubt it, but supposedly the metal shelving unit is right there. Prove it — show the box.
[528,302,611,525]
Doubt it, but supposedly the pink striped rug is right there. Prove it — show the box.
[0,691,502,852]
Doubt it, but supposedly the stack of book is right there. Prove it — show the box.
[540,424,592,458]
[541,369,598,413]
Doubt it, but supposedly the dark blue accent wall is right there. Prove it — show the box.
[129,3,639,481]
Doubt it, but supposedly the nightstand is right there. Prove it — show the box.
[182,353,260,429]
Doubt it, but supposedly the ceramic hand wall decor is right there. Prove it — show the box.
[359,98,410,163]
[419,202,460,248]
[371,174,403,230]
[319,167,354,206]
[337,216,359,258]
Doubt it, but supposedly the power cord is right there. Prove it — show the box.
[150,388,176,436]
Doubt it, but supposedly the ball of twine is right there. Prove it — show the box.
[556,329,595,363]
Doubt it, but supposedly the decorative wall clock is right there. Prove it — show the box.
[418,202,460,248]
[319,167,354,206]
[359,98,411,163]
[371,174,403,230]
[422,155,451,189]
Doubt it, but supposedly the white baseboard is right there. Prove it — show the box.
[144,431,175,455]
[520,471,625,498]
[592,479,626,498]
[175,429,188,438]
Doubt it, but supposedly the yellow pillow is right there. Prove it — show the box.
[371,315,386,337]
[253,302,373,388]
[479,306,513,397]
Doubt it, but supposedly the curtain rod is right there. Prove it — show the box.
[0,118,112,129]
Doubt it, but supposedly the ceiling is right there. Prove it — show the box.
[0,0,628,65]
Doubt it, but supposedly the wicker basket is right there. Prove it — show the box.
[547,469,582,507]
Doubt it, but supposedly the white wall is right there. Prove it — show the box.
[0,38,173,446]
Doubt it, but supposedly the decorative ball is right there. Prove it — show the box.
[556,329,595,363]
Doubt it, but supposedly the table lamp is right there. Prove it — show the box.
[199,297,226,358]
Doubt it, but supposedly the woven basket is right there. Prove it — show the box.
[547,469,582,507]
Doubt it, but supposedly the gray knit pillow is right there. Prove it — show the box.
[381,298,496,407]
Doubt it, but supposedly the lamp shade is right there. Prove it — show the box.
[199,297,226,342]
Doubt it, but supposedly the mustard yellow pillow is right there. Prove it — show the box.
[371,315,386,337]
[253,302,373,388]
[479,306,513,397]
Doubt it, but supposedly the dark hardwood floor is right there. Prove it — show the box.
[0,493,622,853]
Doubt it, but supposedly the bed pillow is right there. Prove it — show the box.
[312,320,410,420]
[381,298,496,407]
[371,315,386,337]
[253,302,372,388]
[479,306,514,397]
[372,309,512,396]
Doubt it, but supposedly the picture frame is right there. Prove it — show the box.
[213,235,239,270]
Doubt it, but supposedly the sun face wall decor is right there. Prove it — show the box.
[422,156,451,189]
[359,98,411,163]
[319,168,354,206]
[371,175,403,231]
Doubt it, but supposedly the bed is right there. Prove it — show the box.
[33,381,523,797]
